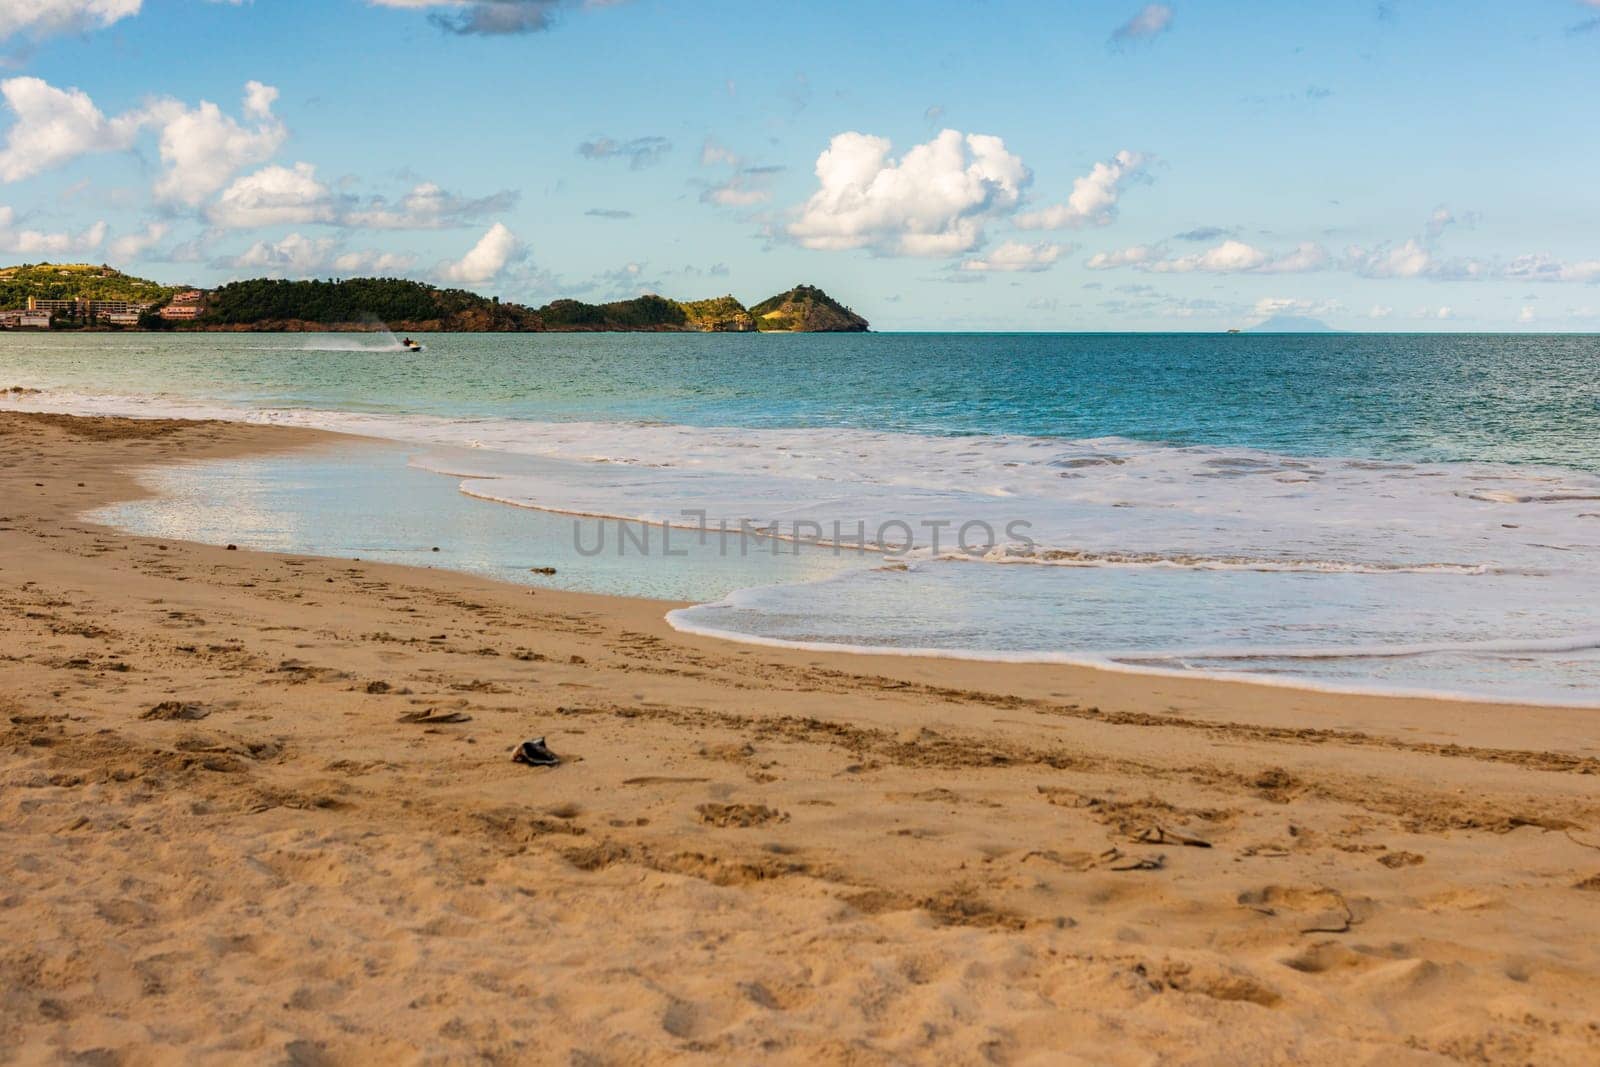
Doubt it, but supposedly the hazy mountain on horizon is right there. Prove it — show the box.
[1247,314,1337,333]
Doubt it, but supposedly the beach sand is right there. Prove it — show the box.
[1,410,1598,1065]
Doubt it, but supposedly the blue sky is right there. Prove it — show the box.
[1,0,1598,330]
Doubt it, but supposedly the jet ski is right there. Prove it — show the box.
[400,336,423,352]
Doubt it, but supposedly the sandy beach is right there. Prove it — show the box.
[1,409,1598,1065]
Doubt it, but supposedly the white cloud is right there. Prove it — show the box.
[0,77,284,206]
[208,162,332,228]
[0,205,107,254]
[437,221,524,283]
[1253,296,1340,319]
[343,182,517,229]
[1346,238,1432,278]
[1504,253,1600,284]
[1092,239,1330,274]
[1111,3,1173,44]
[703,175,770,207]
[227,232,416,276]
[702,166,782,208]
[1155,239,1270,273]
[1368,304,1394,319]
[151,81,286,207]
[1016,150,1148,231]
[960,240,1067,273]
[0,77,147,182]
[788,129,1030,257]
[698,139,781,209]
[0,0,140,41]
[1259,241,1331,273]
[230,233,337,274]
[1518,305,1535,324]
[332,249,417,274]
[1086,244,1158,270]
[108,220,169,261]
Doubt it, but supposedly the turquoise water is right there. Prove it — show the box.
[4,331,1600,466]
[6,330,1600,704]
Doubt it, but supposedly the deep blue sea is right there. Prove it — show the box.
[6,330,1600,704]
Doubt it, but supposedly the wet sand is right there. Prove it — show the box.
[1,410,1597,1065]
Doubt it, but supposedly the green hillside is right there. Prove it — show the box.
[0,263,868,334]
[0,263,180,309]
[749,284,869,332]
[199,277,541,331]
[677,295,756,332]
[536,293,755,332]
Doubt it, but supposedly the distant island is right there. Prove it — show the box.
[1246,314,1336,334]
[0,264,870,334]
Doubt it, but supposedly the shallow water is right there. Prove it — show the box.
[8,330,1600,703]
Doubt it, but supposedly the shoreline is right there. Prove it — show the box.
[63,406,1600,720]
[2,410,1599,1063]
[47,393,1598,712]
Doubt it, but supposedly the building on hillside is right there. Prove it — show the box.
[160,290,206,321]
[22,297,153,322]
[1,309,52,328]
[88,300,150,319]
[103,310,143,326]
[26,296,84,317]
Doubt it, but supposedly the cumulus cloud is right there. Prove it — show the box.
[0,77,147,182]
[0,205,106,254]
[1088,238,1329,274]
[960,240,1067,273]
[1110,3,1173,45]
[108,220,169,261]
[1015,150,1149,230]
[788,129,1030,257]
[0,77,284,207]
[577,135,671,169]
[1158,239,1271,272]
[1085,244,1159,270]
[343,182,518,229]
[1343,208,1489,280]
[1503,253,1600,284]
[1258,242,1331,273]
[0,0,140,42]
[1345,238,1431,278]
[226,232,416,277]
[150,81,287,206]
[208,162,332,229]
[229,232,337,273]
[437,221,524,283]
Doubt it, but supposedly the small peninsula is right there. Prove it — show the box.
[0,263,869,333]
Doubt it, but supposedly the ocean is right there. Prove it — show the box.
[5,329,1600,705]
